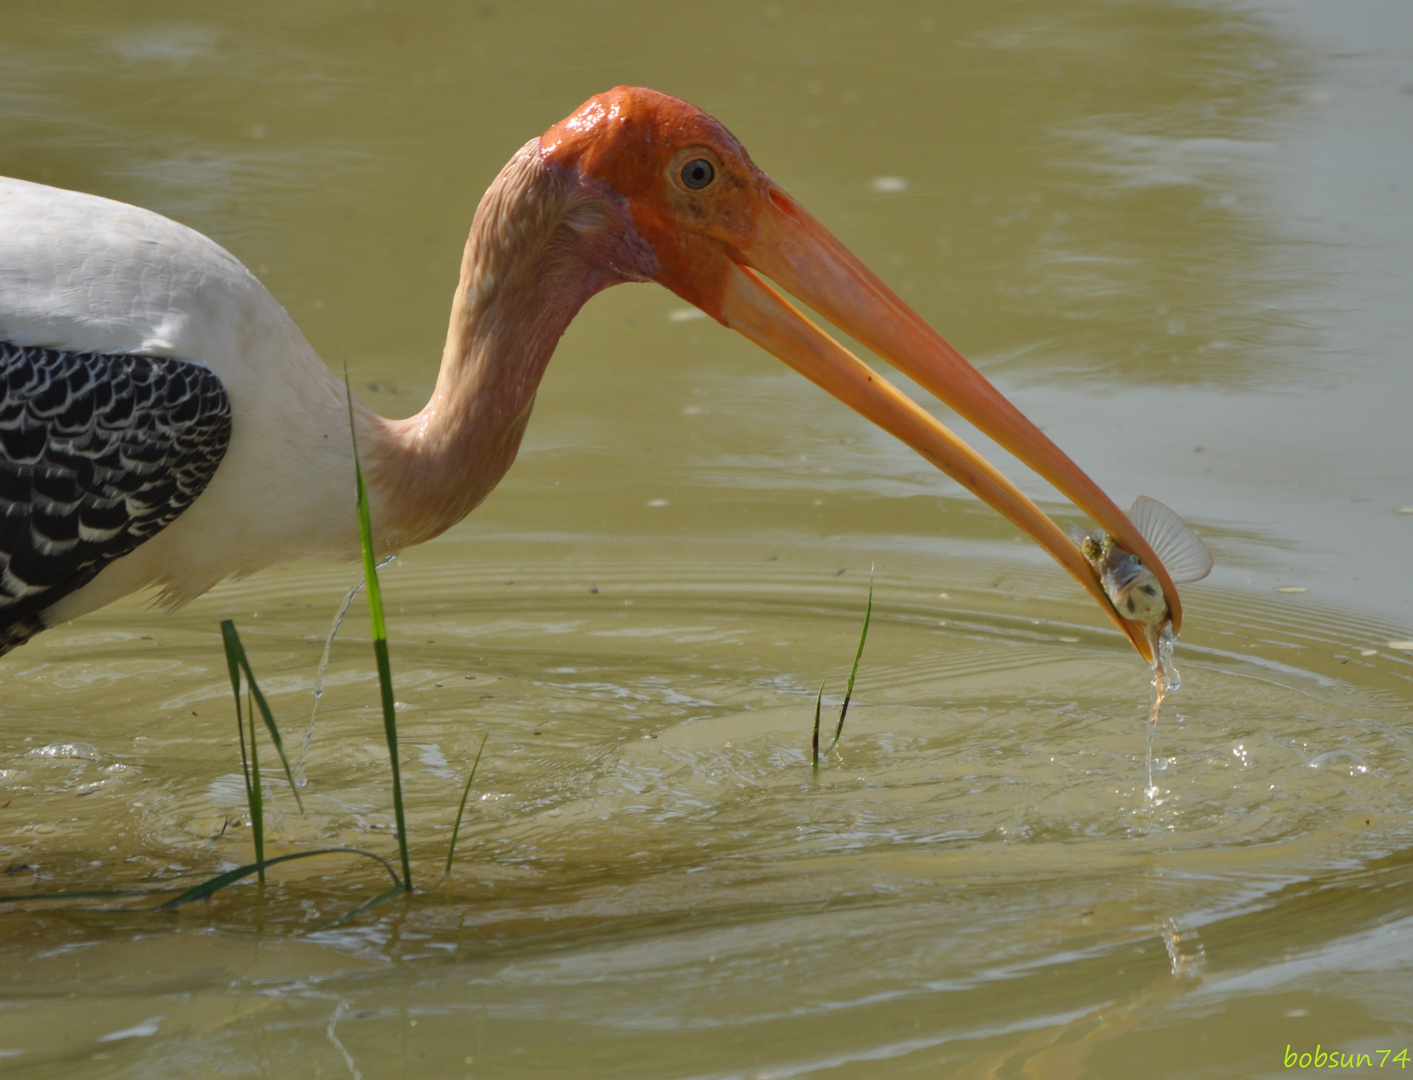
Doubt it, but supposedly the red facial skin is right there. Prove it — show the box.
[542,86,773,317]
[540,86,1185,659]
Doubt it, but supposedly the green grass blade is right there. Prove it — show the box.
[443,733,488,880]
[246,682,263,884]
[810,680,825,772]
[242,668,303,814]
[346,375,412,892]
[155,847,403,910]
[823,576,873,756]
[324,882,405,928]
[221,620,263,880]
[221,621,304,814]
[219,620,253,804]
[0,888,157,905]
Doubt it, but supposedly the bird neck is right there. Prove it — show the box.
[360,142,640,551]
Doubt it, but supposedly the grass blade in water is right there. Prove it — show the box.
[810,680,826,772]
[443,733,489,880]
[221,621,305,807]
[221,620,264,881]
[823,577,873,757]
[346,376,412,892]
[156,848,403,910]
[299,555,396,784]
[324,882,406,929]
[0,888,158,907]
[810,579,874,768]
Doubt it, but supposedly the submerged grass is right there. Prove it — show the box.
[2,387,474,919]
[443,732,488,882]
[811,577,873,772]
[1,621,399,916]
[220,619,304,883]
[158,545,417,911]
[156,848,402,912]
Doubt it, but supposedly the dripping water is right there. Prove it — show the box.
[1145,624,1180,802]
[294,555,396,786]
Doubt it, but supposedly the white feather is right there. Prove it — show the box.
[1129,496,1213,584]
[1,176,365,623]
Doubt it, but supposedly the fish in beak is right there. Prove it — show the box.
[543,86,1188,663]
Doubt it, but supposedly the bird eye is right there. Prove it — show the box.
[680,158,716,190]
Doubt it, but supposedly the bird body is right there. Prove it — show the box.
[1,87,1191,660]
[1,138,662,651]
[1,174,368,639]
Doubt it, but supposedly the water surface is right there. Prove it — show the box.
[2,2,1411,1077]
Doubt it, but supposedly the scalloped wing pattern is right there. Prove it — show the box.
[0,344,232,654]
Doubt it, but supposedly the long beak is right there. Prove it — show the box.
[717,186,1182,661]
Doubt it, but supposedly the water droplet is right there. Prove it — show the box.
[869,176,908,194]
[1308,749,1368,775]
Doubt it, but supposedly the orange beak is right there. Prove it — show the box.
[717,186,1181,662]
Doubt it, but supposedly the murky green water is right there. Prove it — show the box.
[3,1,1412,1076]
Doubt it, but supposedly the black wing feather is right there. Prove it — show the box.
[0,343,232,655]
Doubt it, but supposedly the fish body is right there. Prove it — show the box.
[1073,496,1214,633]
[1081,533,1169,624]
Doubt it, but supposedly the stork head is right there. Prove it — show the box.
[540,87,1185,660]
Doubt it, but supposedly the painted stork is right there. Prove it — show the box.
[0,87,1182,663]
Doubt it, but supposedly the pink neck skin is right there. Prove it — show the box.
[357,141,657,552]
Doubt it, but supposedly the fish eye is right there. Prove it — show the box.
[680,158,716,190]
